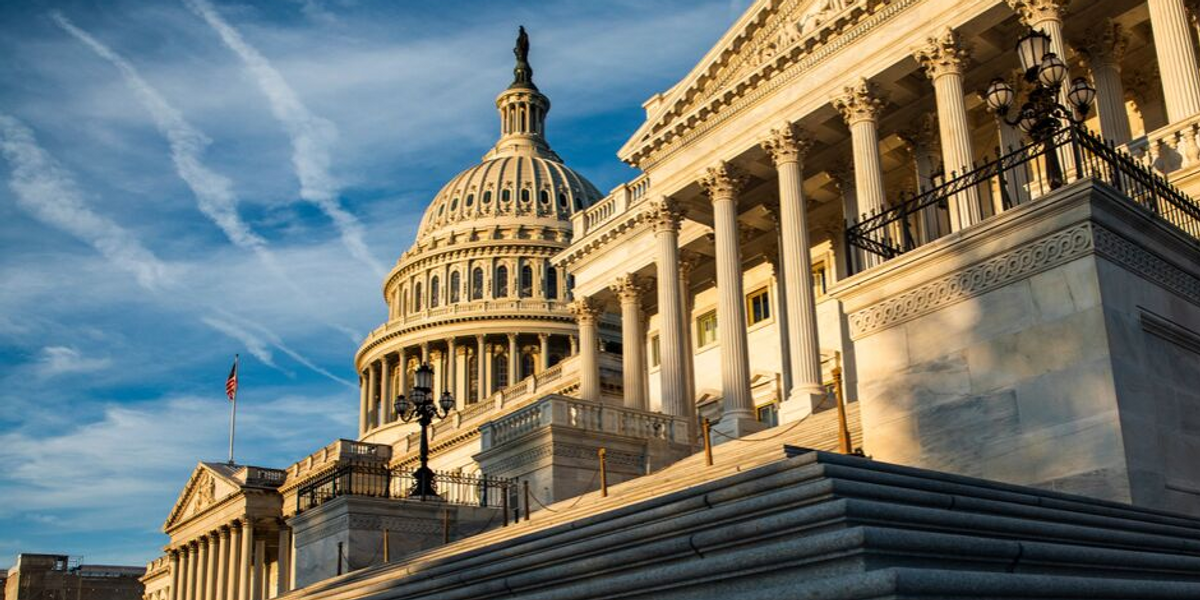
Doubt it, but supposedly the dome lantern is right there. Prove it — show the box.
[487,26,556,161]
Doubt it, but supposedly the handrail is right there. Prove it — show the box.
[294,463,514,513]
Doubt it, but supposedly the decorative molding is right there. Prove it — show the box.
[610,274,645,304]
[1005,0,1069,27]
[912,27,969,80]
[1140,310,1200,355]
[832,77,886,125]
[649,198,685,233]
[569,297,601,323]
[700,161,748,199]
[1075,19,1128,69]
[760,122,812,166]
[848,222,1095,338]
[1093,226,1200,307]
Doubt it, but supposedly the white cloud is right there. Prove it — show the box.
[184,0,387,279]
[0,115,177,291]
[201,315,280,370]
[35,346,113,378]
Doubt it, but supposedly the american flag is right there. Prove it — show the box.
[225,355,238,402]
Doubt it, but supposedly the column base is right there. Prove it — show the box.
[711,413,766,443]
[780,389,826,425]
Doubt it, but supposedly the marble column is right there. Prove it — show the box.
[239,520,253,600]
[179,548,191,600]
[763,245,792,394]
[1078,19,1132,145]
[252,541,264,600]
[828,163,858,279]
[569,335,578,356]
[701,162,760,438]
[357,372,368,437]
[678,250,700,410]
[397,348,409,410]
[570,298,601,402]
[226,524,241,600]
[915,28,981,231]
[483,338,494,396]
[1007,0,1078,174]
[538,333,550,371]
[1147,0,1200,121]
[365,363,377,432]
[378,354,391,428]
[196,537,208,600]
[611,275,646,411]
[169,550,181,600]
[833,79,887,270]
[898,113,945,240]
[214,529,228,600]
[651,199,690,421]
[277,527,291,595]
[206,534,218,600]
[475,335,487,402]
[994,103,1032,207]
[506,333,519,384]
[421,342,430,364]
[761,124,824,422]
[446,339,458,406]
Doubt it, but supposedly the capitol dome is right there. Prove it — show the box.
[354,27,604,447]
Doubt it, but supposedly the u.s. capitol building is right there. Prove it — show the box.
[141,1,1200,598]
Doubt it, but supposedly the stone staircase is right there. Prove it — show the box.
[286,400,1200,598]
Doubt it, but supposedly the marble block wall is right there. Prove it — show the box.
[833,180,1200,514]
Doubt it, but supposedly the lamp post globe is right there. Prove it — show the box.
[395,362,453,498]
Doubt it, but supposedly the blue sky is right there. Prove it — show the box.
[0,0,750,567]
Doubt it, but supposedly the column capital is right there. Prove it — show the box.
[610,274,645,304]
[1006,0,1068,27]
[1075,19,1128,69]
[913,28,970,80]
[648,197,685,233]
[569,297,601,323]
[897,112,940,155]
[537,332,549,341]
[699,161,747,200]
[218,526,230,538]
[834,79,885,126]
[760,123,811,166]
[827,161,855,195]
[678,249,703,281]
[506,332,517,342]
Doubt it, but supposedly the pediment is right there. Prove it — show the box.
[620,0,875,165]
[163,462,242,531]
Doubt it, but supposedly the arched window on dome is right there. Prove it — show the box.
[401,285,408,317]
[546,263,558,300]
[414,281,423,311]
[520,189,530,204]
[495,265,509,298]
[450,271,461,303]
[501,189,511,203]
[483,190,492,204]
[519,264,533,298]
[471,267,484,300]
[466,193,475,207]
[558,192,568,208]
[539,190,550,205]
[430,275,440,308]
[521,351,535,379]
[493,353,508,391]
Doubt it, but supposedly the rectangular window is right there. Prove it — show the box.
[696,310,718,347]
[812,262,828,298]
[756,403,779,428]
[747,288,770,325]
[650,334,661,367]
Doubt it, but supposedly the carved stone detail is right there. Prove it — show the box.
[699,161,747,199]
[568,297,601,323]
[1093,227,1200,307]
[648,198,685,233]
[760,122,812,165]
[913,28,970,80]
[610,274,645,303]
[832,78,885,125]
[1076,19,1128,69]
[1006,0,1069,26]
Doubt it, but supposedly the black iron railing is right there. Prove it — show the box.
[845,125,1200,274]
[295,463,514,513]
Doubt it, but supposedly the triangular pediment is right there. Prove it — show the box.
[620,0,873,165]
[163,462,243,531]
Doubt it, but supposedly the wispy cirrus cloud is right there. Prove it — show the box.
[184,0,386,279]
[0,114,176,291]
[205,310,354,388]
[35,346,113,378]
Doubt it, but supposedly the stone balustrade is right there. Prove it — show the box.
[1129,113,1200,174]
[479,394,691,451]
[570,173,650,237]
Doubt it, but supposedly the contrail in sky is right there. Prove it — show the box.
[0,114,174,291]
[184,0,386,279]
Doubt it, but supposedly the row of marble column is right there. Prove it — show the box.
[359,333,574,434]
[168,520,290,600]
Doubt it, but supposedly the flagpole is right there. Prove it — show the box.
[228,354,238,465]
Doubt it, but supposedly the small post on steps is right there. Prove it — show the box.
[702,418,713,466]
[598,448,608,497]
[442,509,450,544]
[382,529,390,563]
[523,480,531,521]
[502,484,510,527]
[833,352,852,454]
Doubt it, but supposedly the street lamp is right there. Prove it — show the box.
[984,29,1096,189]
[395,363,455,497]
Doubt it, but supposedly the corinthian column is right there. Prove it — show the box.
[378,354,391,428]
[169,550,181,600]
[701,162,762,439]
[214,529,228,600]
[1007,0,1077,175]
[195,537,208,600]
[238,520,253,600]
[1147,0,1200,121]
[177,548,190,600]
[611,275,647,411]
[915,28,981,231]
[446,339,458,406]
[833,79,887,270]
[506,333,519,385]
[678,250,700,411]
[651,199,691,422]
[475,335,487,401]
[357,372,367,437]
[760,124,824,422]
[570,298,601,402]
[205,534,217,600]
[226,524,240,600]
[1077,20,1133,144]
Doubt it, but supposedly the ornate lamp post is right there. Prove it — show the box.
[395,363,455,497]
[984,29,1097,189]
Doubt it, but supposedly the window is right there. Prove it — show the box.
[812,262,828,298]
[430,275,441,308]
[522,352,535,379]
[472,267,484,300]
[546,265,558,299]
[520,264,533,298]
[450,271,461,303]
[520,189,530,204]
[696,310,717,347]
[450,197,459,211]
[539,190,550,205]
[467,350,479,402]
[501,189,511,203]
[747,288,770,325]
[650,334,661,367]
[493,354,509,391]
[482,191,492,204]
[466,193,475,207]
[495,265,509,297]
[414,282,423,311]
[558,192,568,208]
[756,403,779,428]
